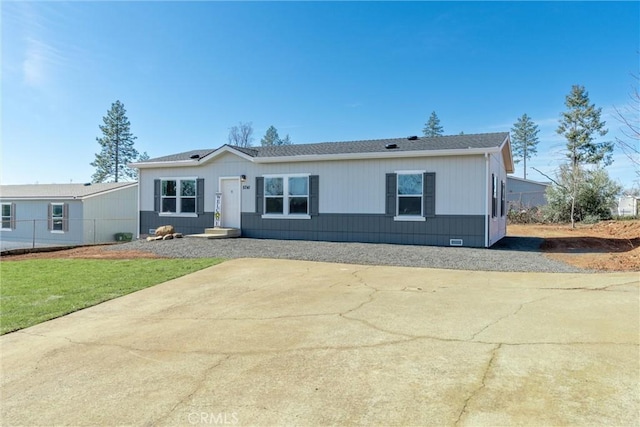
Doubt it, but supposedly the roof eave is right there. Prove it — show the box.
[500,134,515,173]
[253,147,502,163]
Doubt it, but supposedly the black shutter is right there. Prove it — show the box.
[196,178,204,215]
[385,173,397,216]
[256,177,264,214]
[309,175,319,216]
[154,179,161,212]
[424,172,436,218]
[10,203,16,230]
[47,203,53,230]
[62,203,69,232]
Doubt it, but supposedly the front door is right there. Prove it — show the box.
[220,178,241,229]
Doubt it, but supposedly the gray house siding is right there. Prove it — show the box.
[240,213,485,247]
[506,177,549,209]
[0,200,84,247]
[140,211,215,235]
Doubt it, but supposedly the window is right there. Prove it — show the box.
[491,174,498,218]
[263,175,309,216]
[48,203,68,232]
[1,203,14,230]
[397,173,423,216]
[161,179,197,214]
[501,180,506,217]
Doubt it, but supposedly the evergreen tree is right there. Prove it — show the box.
[557,85,612,166]
[556,85,611,227]
[279,134,292,145]
[510,113,540,180]
[91,100,139,182]
[422,111,444,137]
[261,126,280,146]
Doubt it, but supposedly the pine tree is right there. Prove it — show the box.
[422,111,444,137]
[279,134,292,145]
[91,100,139,182]
[261,126,280,146]
[557,85,611,166]
[510,113,540,180]
[556,85,611,227]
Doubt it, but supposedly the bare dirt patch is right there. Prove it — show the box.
[1,245,163,261]
[508,220,640,272]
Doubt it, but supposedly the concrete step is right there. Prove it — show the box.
[186,227,241,239]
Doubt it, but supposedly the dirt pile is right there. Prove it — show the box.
[509,220,640,272]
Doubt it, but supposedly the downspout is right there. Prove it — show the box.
[136,175,141,240]
[484,152,490,248]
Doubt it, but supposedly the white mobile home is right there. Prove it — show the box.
[132,133,513,248]
[0,182,138,249]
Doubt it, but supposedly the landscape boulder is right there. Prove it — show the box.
[155,225,175,237]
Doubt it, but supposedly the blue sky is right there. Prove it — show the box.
[2,1,638,189]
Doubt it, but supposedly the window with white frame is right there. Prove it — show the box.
[397,173,423,216]
[264,175,309,216]
[501,180,506,217]
[161,178,196,214]
[50,203,65,232]
[491,174,498,218]
[1,203,14,230]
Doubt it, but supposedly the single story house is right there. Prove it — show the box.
[132,132,513,248]
[0,182,138,250]
[506,176,550,211]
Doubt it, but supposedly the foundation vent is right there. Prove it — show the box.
[449,239,463,246]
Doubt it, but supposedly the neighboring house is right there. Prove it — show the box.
[506,176,550,211]
[617,195,639,217]
[132,133,513,248]
[0,182,138,249]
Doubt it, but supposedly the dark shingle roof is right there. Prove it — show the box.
[143,133,509,163]
[145,149,218,163]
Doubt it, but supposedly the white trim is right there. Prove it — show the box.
[393,216,426,222]
[395,171,425,218]
[263,174,311,217]
[261,214,311,220]
[484,153,490,248]
[0,202,12,231]
[158,177,198,215]
[158,213,198,218]
[50,202,65,233]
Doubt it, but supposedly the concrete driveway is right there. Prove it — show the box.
[1,259,638,426]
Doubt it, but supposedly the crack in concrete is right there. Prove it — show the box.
[151,354,232,425]
[454,343,501,426]
[537,280,639,292]
[469,295,554,341]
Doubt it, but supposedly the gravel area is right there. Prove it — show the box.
[107,236,589,273]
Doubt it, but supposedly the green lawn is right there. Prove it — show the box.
[0,258,223,335]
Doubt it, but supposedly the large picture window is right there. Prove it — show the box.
[397,173,423,216]
[161,178,197,214]
[264,175,309,216]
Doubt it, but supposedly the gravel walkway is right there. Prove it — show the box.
[107,236,588,273]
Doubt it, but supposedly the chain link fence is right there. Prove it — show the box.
[1,218,137,252]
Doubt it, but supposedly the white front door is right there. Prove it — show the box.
[220,178,241,229]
